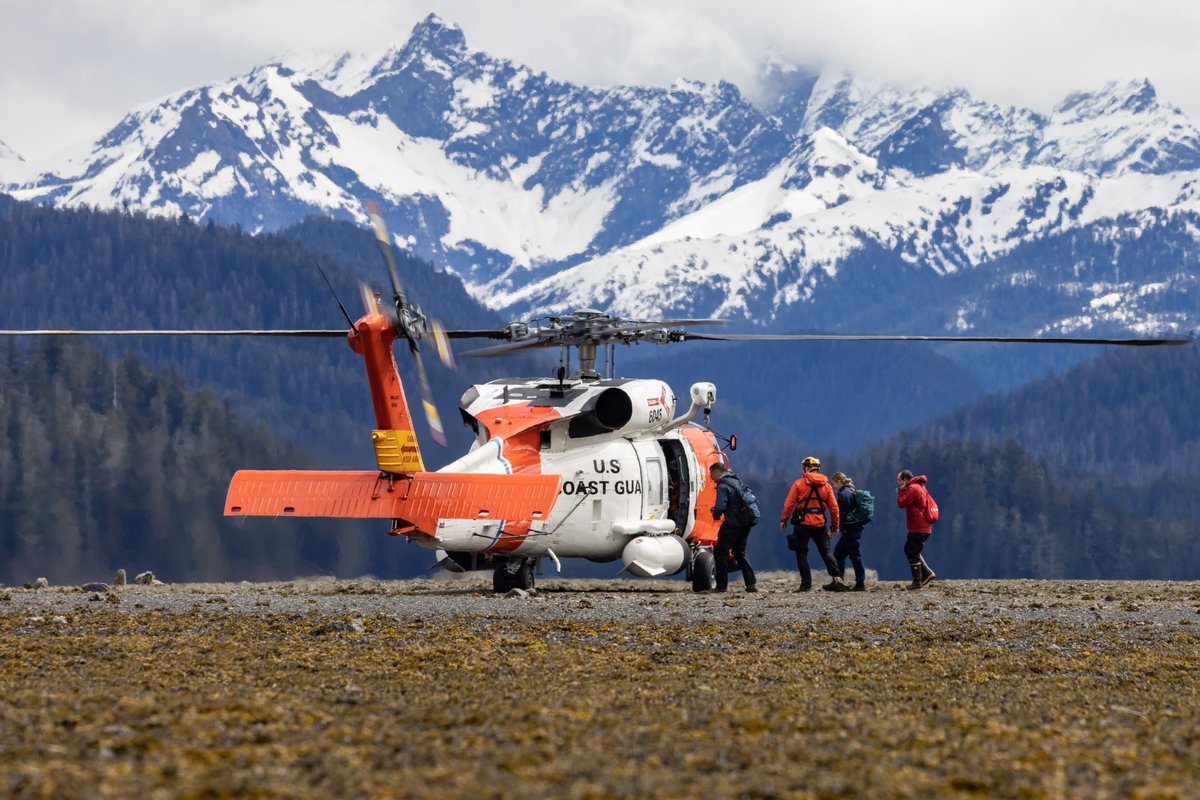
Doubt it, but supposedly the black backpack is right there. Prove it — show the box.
[721,475,761,527]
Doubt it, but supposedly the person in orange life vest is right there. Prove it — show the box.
[780,456,846,591]
[896,469,936,589]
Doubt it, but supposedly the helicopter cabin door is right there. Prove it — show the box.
[657,438,691,537]
[631,441,666,522]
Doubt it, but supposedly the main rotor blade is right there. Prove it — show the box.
[624,318,730,331]
[463,338,552,357]
[0,329,348,337]
[443,329,512,340]
[678,332,1193,346]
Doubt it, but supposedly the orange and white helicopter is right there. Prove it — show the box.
[4,201,1192,592]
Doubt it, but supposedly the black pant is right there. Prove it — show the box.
[904,532,930,566]
[794,524,839,587]
[835,524,865,585]
[715,524,756,590]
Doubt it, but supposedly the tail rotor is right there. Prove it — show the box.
[363,198,453,446]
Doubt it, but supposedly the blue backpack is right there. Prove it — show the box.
[721,475,761,526]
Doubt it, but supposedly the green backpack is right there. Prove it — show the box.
[844,489,875,526]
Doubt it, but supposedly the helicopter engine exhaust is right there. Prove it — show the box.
[621,534,690,578]
[569,380,675,438]
[594,387,633,429]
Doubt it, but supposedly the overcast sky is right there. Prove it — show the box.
[3,0,1199,161]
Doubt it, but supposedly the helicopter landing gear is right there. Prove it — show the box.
[691,548,716,593]
[493,557,536,594]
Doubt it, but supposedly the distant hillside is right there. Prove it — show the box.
[913,340,1200,522]
[0,339,424,585]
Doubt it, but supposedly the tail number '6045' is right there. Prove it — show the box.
[648,408,665,425]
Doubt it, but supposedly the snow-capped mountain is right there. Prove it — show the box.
[4,14,1198,337]
[4,15,787,284]
[0,139,20,161]
[1036,79,1200,176]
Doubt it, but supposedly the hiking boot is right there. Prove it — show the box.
[822,577,850,592]
[745,584,758,593]
[852,583,866,592]
[905,563,924,590]
[919,558,936,587]
[796,584,811,592]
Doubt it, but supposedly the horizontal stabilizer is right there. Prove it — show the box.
[225,470,560,534]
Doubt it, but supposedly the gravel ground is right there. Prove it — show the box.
[9,571,1200,632]
[1,573,1197,798]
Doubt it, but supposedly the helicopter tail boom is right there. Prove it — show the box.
[225,470,560,535]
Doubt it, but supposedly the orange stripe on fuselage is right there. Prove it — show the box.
[475,401,559,474]
[472,401,561,551]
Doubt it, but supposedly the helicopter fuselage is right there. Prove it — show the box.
[425,376,724,565]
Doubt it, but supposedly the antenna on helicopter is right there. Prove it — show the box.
[316,264,357,333]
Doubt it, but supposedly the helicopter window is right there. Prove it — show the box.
[591,499,602,531]
[644,458,664,509]
[540,429,552,450]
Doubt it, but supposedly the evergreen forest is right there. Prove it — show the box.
[0,338,416,585]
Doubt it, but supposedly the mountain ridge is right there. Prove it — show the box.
[3,13,1198,338]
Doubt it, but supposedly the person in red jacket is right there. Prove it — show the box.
[896,469,936,589]
[780,456,846,591]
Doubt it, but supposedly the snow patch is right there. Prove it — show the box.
[323,114,613,266]
[453,75,499,110]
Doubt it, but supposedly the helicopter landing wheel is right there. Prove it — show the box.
[493,558,536,594]
[691,548,716,592]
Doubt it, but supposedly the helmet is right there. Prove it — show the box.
[801,456,821,470]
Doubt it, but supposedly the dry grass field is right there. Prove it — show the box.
[0,576,1197,798]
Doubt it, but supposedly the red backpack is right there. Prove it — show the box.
[923,489,940,525]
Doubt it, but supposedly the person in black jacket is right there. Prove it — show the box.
[709,462,758,593]
[831,471,867,591]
